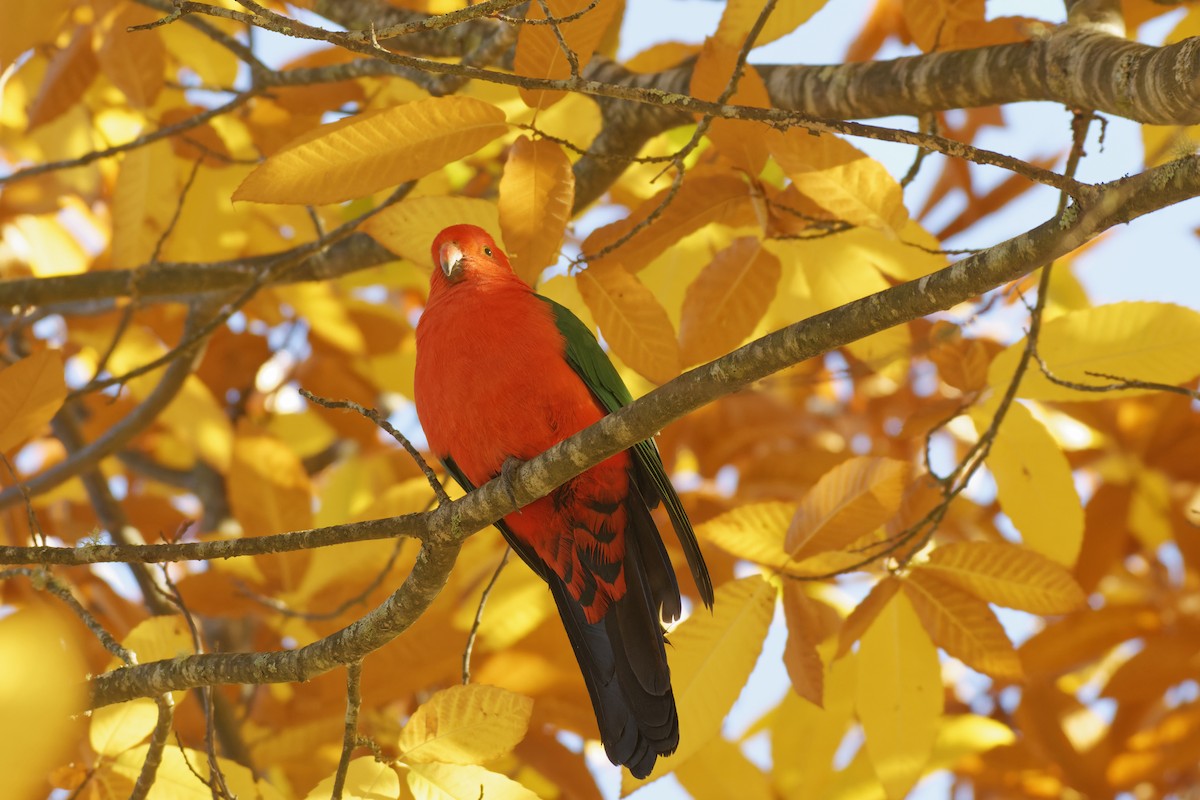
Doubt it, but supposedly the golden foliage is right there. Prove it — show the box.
[3,3,1200,799]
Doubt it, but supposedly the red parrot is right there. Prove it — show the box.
[413,224,712,778]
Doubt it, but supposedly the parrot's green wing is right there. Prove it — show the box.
[539,295,714,607]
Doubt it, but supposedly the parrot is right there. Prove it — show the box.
[413,224,713,778]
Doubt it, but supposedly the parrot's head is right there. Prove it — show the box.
[430,225,513,288]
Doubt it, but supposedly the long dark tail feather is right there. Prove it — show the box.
[443,455,687,778]
[631,441,714,609]
[487,514,678,778]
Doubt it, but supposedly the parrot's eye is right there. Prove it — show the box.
[483,246,493,257]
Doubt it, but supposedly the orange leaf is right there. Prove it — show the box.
[782,582,827,707]
[577,262,680,384]
[0,350,67,454]
[786,456,913,560]
[498,136,575,286]
[837,576,901,658]
[227,422,314,536]
[690,37,774,174]
[233,96,508,205]
[902,0,984,52]
[27,27,98,129]
[582,170,757,273]
[714,0,829,47]
[624,41,701,73]
[514,0,619,109]
[951,16,1043,48]
[97,6,165,109]
[903,570,1023,681]
[679,237,781,365]
[1020,604,1160,679]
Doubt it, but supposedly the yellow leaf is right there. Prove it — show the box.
[623,576,775,791]
[157,18,240,88]
[921,540,1086,614]
[0,349,66,453]
[233,97,508,205]
[407,761,539,800]
[836,576,901,658]
[577,262,680,384]
[766,239,912,376]
[785,456,912,560]
[715,0,828,47]
[675,735,772,800]
[769,129,908,234]
[111,743,283,800]
[697,501,794,568]
[902,571,1023,681]
[158,163,253,262]
[514,0,618,109]
[6,212,91,276]
[276,283,365,354]
[398,684,533,765]
[364,195,502,270]
[305,757,400,799]
[970,398,1084,566]
[118,615,196,666]
[772,654,857,799]
[0,0,71,68]
[930,713,1016,766]
[679,237,781,365]
[582,170,757,273]
[781,581,826,707]
[856,592,942,800]
[90,698,160,757]
[988,302,1200,401]
[498,135,575,286]
[111,140,178,268]
[0,608,85,799]
[449,559,554,653]
[227,423,314,536]
[160,375,235,471]
[819,712,1015,800]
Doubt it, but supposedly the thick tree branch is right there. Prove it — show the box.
[70,153,1200,708]
[0,234,393,311]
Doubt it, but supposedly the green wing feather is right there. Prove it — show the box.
[539,295,714,607]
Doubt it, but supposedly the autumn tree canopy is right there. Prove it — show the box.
[3,0,1200,798]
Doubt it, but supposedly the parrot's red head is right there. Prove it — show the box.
[430,225,513,290]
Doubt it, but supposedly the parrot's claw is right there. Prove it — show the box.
[500,457,524,513]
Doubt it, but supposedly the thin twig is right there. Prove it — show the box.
[0,94,255,187]
[298,388,450,505]
[236,537,407,620]
[462,546,510,685]
[129,695,177,800]
[331,662,364,800]
[0,455,45,546]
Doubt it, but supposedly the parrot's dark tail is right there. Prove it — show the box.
[550,482,689,779]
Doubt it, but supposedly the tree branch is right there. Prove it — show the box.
[75,152,1200,709]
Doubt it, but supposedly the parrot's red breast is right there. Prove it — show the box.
[413,224,712,779]
[414,225,629,621]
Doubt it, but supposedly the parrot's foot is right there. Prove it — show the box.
[500,457,524,513]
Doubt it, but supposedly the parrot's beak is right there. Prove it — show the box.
[439,242,465,281]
